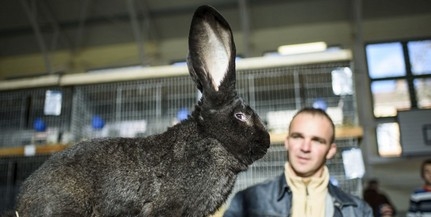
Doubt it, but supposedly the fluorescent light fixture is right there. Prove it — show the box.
[278,42,327,55]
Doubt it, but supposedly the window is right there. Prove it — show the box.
[366,42,406,79]
[408,40,431,75]
[371,79,410,117]
[365,38,431,157]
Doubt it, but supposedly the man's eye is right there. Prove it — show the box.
[234,112,247,122]
[289,134,301,139]
[317,139,328,145]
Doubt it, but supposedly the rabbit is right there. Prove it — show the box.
[9,5,270,217]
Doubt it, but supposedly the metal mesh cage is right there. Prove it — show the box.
[238,62,355,131]
[68,61,352,143]
[70,76,197,140]
[0,87,73,147]
[0,155,51,213]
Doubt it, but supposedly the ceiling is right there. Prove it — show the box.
[1,0,430,58]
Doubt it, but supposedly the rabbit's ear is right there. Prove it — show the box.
[187,5,236,97]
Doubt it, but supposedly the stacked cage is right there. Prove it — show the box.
[70,75,197,140]
[0,87,73,147]
[0,87,72,212]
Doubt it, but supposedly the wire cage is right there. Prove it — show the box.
[238,63,356,133]
[0,87,73,148]
[0,52,362,213]
[69,60,353,142]
[0,155,51,213]
[70,76,197,140]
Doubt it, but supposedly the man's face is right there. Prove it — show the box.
[424,164,431,186]
[285,113,336,178]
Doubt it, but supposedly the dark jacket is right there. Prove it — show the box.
[223,173,373,217]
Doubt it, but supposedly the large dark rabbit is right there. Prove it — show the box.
[10,5,270,217]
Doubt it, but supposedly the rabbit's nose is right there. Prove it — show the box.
[255,131,270,149]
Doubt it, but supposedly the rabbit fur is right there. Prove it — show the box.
[10,5,270,217]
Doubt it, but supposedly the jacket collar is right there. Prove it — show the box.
[328,183,358,208]
[277,173,289,201]
[277,172,358,208]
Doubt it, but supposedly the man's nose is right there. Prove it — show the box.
[300,140,311,152]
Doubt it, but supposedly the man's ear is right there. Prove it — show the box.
[326,143,337,160]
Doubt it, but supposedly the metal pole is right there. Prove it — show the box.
[75,0,92,52]
[351,0,376,172]
[20,0,52,74]
[126,0,145,65]
[238,0,251,57]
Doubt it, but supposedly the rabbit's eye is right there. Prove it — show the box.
[234,112,247,122]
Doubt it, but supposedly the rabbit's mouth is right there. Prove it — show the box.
[248,135,270,164]
[250,148,268,162]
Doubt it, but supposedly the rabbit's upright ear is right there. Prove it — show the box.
[187,5,236,98]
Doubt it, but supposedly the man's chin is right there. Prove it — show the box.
[290,165,313,177]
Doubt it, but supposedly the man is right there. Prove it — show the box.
[223,107,372,217]
[407,158,431,217]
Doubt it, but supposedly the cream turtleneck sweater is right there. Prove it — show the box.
[285,162,330,217]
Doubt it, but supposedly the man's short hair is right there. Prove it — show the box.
[289,107,335,144]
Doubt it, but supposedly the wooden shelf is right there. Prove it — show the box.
[0,144,68,157]
[0,126,362,157]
